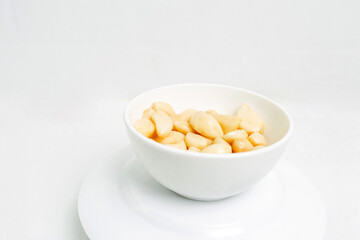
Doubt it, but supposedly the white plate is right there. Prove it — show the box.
[78,146,326,240]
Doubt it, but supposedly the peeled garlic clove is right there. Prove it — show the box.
[207,112,241,134]
[232,139,254,152]
[253,145,265,150]
[150,110,173,138]
[223,130,248,143]
[213,137,231,146]
[236,104,264,134]
[205,109,218,115]
[184,132,213,150]
[239,120,265,135]
[248,132,266,146]
[142,108,155,119]
[156,131,185,144]
[189,111,224,139]
[165,140,187,150]
[133,118,155,138]
[174,109,197,122]
[174,120,194,135]
[201,143,232,154]
[151,101,175,117]
[181,108,197,115]
[188,147,201,152]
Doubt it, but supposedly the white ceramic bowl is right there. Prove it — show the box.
[124,84,293,201]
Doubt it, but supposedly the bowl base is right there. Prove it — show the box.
[78,145,326,240]
[175,193,232,201]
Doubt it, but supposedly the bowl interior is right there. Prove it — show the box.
[126,84,290,145]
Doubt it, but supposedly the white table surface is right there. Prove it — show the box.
[1,0,360,239]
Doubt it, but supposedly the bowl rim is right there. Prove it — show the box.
[124,83,293,159]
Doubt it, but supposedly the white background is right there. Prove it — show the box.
[0,0,359,239]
